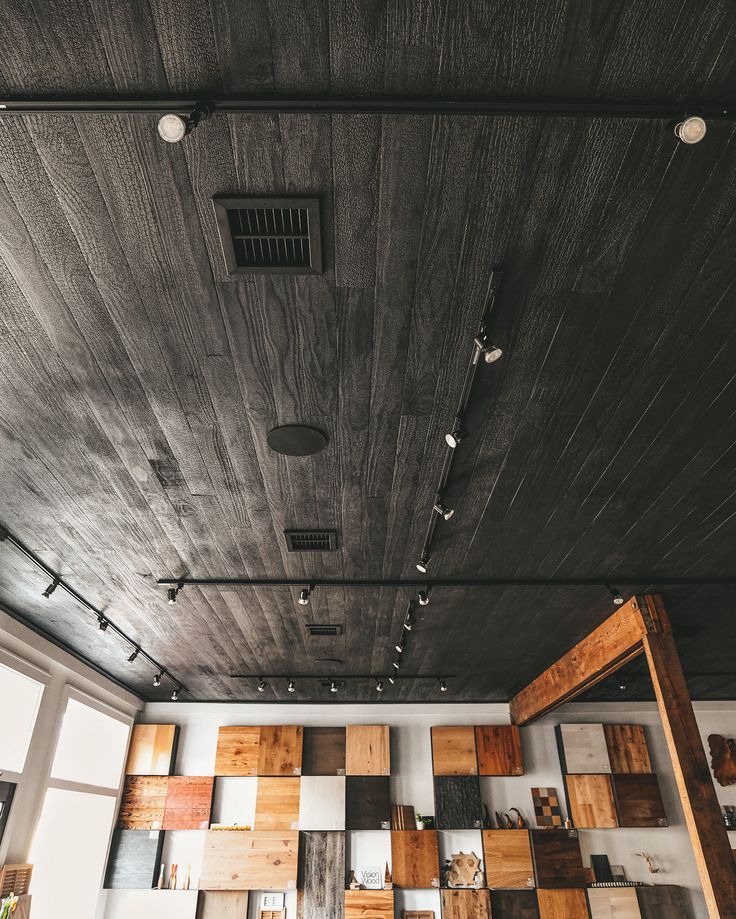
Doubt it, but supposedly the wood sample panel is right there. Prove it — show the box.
[482,830,534,888]
[104,829,163,888]
[603,725,652,773]
[299,775,346,830]
[391,829,439,889]
[344,889,394,919]
[475,725,524,775]
[302,726,346,775]
[258,725,303,776]
[254,777,301,830]
[557,724,611,774]
[441,889,491,918]
[298,831,345,919]
[215,726,261,776]
[163,776,214,830]
[117,776,168,829]
[610,773,667,826]
[530,830,586,889]
[196,891,250,919]
[431,726,478,775]
[587,887,641,919]
[636,886,689,918]
[434,775,483,829]
[200,830,298,890]
[125,724,178,775]
[564,775,618,828]
[490,891,540,919]
[346,725,390,775]
[345,776,391,829]
[537,889,589,919]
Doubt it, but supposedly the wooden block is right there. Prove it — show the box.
[475,726,524,776]
[302,726,346,775]
[610,773,667,827]
[346,725,390,775]
[163,776,214,830]
[125,724,178,775]
[297,831,345,919]
[431,726,478,775]
[345,889,394,919]
[564,775,618,828]
[482,830,534,888]
[391,829,440,889]
[196,891,250,919]
[258,725,304,776]
[215,727,261,776]
[104,829,163,888]
[603,725,652,774]
[391,804,416,830]
[587,888,641,919]
[441,889,491,918]
[434,775,484,829]
[530,830,586,888]
[254,777,301,830]
[635,885,689,918]
[117,776,168,829]
[537,889,589,919]
[299,775,346,830]
[557,725,611,774]
[200,830,298,890]
[490,891,540,919]
[531,788,563,827]
[346,776,391,830]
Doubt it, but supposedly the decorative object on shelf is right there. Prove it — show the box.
[445,852,483,888]
[260,893,285,909]
[494,811,509,830]
[403,912,435,919]
[348,869,361,890]
[610,865,627,882]
[590,854,614,883]
[707,734,736,786]
[509,808,526,829]
[530,787,563,827]
[168,863,178,889]
[0,892,18,919]
[383,863,393,889]
[635,852,660,874]
[361,866,383,889]
[184,864,191,890]
[392,804,416,829]
[157,862,164,890]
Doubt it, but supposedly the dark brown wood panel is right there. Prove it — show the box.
[390,830,440,889]
[490,891,540,919]
[345,776,391,830]
[530,831,586,889]
[302,726,346,776]
[610,773,667,828]
[603,725,652,774]
[476,725,524,776]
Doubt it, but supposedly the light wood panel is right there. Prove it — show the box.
[215,727,261,777]
[440,889,491,919]
[610,773,666,827]
[482,830,534,888]
[391,830,439,889]
[557,724,611,774]
[564,775,618,828]
[298,831,344,919]
[125,724,178,775]
[475,725,524,776]
[299,776,346,830]
[346,725,390,776]
[345,776,391,830]
[537,889,589,919]
[258,725,303,776]
[200,830,298,890]
[254,777,300,830]
[196,891,250,919]
[431,726,478,775]
[344,890,394,919]
[117,776,168,829]
[302,727,346,775]
[163,776,214,830]
[604,725,652,773]
[530,830,586,889]
[587,888,641,919]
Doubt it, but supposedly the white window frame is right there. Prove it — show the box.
[0,646,49,783]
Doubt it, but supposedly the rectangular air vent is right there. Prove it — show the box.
[284,529,338,552]
[306,624,343,637]
[213,196,322,275]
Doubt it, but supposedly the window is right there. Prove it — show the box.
[0,659,44,773]
[51,697,129,788]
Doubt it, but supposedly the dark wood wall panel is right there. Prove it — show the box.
[603,725,652,773]
[490,891,540,919]
[434,776,483,829]
[345,776,391,830]
[104,829,163,888]
[611,774,667,827]
[636,886,689,918]
[298,831,345,919]
[530,831,586,889]
[302,727,346,775]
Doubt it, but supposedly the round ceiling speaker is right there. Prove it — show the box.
[267,425,328,456]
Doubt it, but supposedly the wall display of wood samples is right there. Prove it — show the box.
[125,724,178,775]
[563,775,618,829]
[297,831,345,919]
[163,776,214,830]
[254,777,301,830]
[195,891,250,918]
[345,776,391,830]
[346,725,390,776]
[529,831,586,889]
[258,725,304,776]
[299,776,346,830]
[440,888,491,918]
[610,774,667,827]
[215,726,262,776]
[199,830,298,890]
[556,725,611,774]
[490,891,540,919]
[482,830,534,888]
[391,829,440,889]
[302,726,346,775]
[603,725,652,773]
[431,727,478,775]
[475,726,524,776]
[536,888,589,919]
[433,776,483,829]
[117,776,168,829]
[104,829,164,888]
[587,887,640,919]
[344,889,394,919]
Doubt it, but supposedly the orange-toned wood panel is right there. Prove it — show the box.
[537,889,589,919]
[346,725,390,776]
[441,889,491,918]
[483,830,534,888]
[125,724,177,775]
[344,889,394,919]
[564,775,618,828]
[258,725,304,776]
[391,830,439,889]
[604,724,652,774]
[200,830,298,890]
[117,776,168,829]
[163,776,214,830]
[215,726,261,776]
[431,726,477,775]
[476,725,524,775]
[254,777,301,830]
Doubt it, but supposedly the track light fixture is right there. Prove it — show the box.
[445,426,468,449]
[157,103,211,144]
[417,589,431,607]
[167,581,183,605]
[298,585,313,606]
[395,640,404,654]
[416,550,431,573]
[98,617,109,632]
[474,328,503,364]
[607,585,624,606]
[127,647,140,663]
[153,673,162,687]
[171,688,180,701]
[433,501,454,521]
[375,679,384,692]
[674,115,707,145]
[403,614,416,632]
[439,679,448,692]
[42,578,59,599]
[257,679,266,693]
[618,679,627,691]
[393,655,402,670]
[287,679,296,693]
[388,675,396,685]
[330,680,338,693]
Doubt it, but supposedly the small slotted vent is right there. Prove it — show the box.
[213,196,322,275]
[284,529,338,552]
[307,624,343,637]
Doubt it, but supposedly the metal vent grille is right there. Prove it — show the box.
[213,196,322,274]
[284,529,338,552]
[306,624,343,637]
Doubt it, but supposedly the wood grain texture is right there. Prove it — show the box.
[490,891,540,919]
[196,891,250,919]
[587,888,641,919]
[299,776,346,830]
[537,889,589,919]
[200,830,298,890]
[345,776,391,830]
[482,830,534,889]
[117,776,168,829]
[302,727,346,776]
[475,726,524,776]
[434,776,484,829]
[431,726,478,775]
[346,725,390,776]
[258,725,304,776]
[530,831,586,889]
[297,831,344,919]
[163,776,214,830]
[635,886,689,918]
[391,830,440,889]
[344,890,394,919]
[610,773,666,827]
[104,829,163,888]
[603,725,652,774]
[564,775,618,828]
[557,725,611,774]
[215,727,261,777]
[440,889,491,919]
[254,776,301,830]
[125,724,178,775]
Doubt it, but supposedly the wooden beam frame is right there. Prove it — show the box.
[509,594,736,919]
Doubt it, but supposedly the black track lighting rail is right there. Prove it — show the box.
[232,673,454,680]
[158,575,736,588]
[0,96,735,120]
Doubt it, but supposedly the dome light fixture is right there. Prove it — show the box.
[393,655,402,671]
[403,614,416,632]
[618,679,627,691]
[674,116,707,145]
[157,103,212,144]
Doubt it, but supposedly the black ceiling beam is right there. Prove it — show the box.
[0,96,734,119]
[158,576,736,587]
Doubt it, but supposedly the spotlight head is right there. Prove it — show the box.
[330,680,338,694]
[153,673,162,688]
[416,550,431,573]
[257,679,267,693]
[158,113,189,143]
[403,615,416,632]
[98,618,109,632]
[167,587,178,604]
[375,679,384,692]
[298,587,311,606]
[127,647,139,664]
[608,585,624,606]
[417,590,430,607]
[388,675,396,685]
[392,655,402,670]
[445,427,467,449]
[171,688,180,702]
[675,116,707,145]
[42,578,59,599]
[618,680,627,691]
[287,679,296,693]
[439,679,448,693]
[395,641,404,654]
[474,331,503,364]
[434,502,454,521]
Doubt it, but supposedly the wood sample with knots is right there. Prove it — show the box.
[440,889,491,918]
[537,889,589,919]
[475,725,524,775]
[431,726,478,775]
[708,734,736,786]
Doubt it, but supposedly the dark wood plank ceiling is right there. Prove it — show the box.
[0,0,735,701]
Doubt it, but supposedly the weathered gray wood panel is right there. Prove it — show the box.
[297,831,345,919]
[104,829,163,889]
